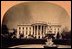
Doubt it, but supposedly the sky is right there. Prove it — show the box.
[1,1,71,31]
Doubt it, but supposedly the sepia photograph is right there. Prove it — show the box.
[1,1,71,48]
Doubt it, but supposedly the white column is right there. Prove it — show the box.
[37,25,38,39]
[24,26,26,38]
[27,27,28,38]
[23,27,24,38]
[24,27,25,38]
[31,27,33,35]
[43,26,45,37]
[46,27,47,34]
[17,27,19,38]
[53,27,55,34]
[40,25,42,39]
[29,27,30,35]
[34,26,35,37]
[59,27,62,39]
[26,27,28,38]
[21,27,22,34]
[55,27,57,39]
[42,26,43,38]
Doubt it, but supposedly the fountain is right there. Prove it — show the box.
[44,33,57,48]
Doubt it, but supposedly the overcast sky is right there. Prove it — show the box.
[2,2,71,31]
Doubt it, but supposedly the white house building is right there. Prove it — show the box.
[16,23,62,39]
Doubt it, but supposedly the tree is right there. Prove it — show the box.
[61,27,71,39]
[2,25,8,34]
[1,24,9,38]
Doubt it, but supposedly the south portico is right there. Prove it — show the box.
[31,23,48,39]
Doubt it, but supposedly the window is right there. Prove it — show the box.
[49,31,52,33]
[19,27,21,30]
[29,27,31,30]
[22,31,24,33]
[39,25,40,30]
[38,32,40,35]
[42,26,43,33]
[29,31,31,35]
[54,28,56,30]
[26,27,27,30]
[35,26,37,30]
[23,27,24,29]
[26,31,27,35]
[35,32,37,35]
[19,31,20,34]
[33,32,34,35]
[39,36,40,39]
[50,28,52,30]
[49,26,51,28]
[58,28,59,31]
